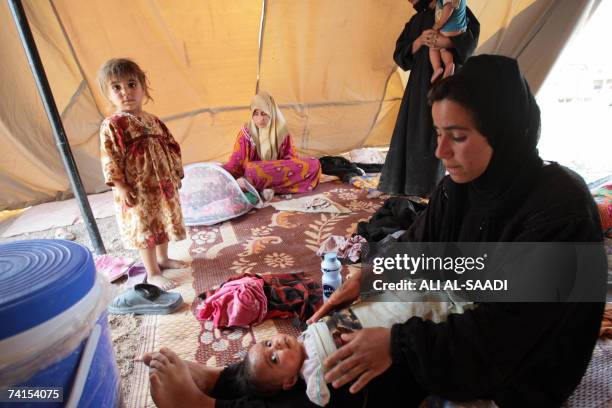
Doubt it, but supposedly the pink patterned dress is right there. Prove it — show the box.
[222,127,321,194]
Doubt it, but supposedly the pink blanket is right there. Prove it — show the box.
[197,276,267,328]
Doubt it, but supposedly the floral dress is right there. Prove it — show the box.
[100,111,186,249]
[222,127,321,194]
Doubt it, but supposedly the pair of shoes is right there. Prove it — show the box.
[95,254,135,283]
[54,228,76,241]
[108,283,183,315]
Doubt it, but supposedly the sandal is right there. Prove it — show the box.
[108,283,183,315]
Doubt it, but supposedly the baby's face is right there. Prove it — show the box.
[247,334,305,389]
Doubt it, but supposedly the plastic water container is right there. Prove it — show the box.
[0,240,119,407]
[321,252,342,302]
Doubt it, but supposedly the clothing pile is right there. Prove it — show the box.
[319,156,383,183]
[357,197,426,242]
[316,235,367,263]
[197,272,322,328]
[197,276,267,328]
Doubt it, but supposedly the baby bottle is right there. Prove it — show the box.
[321,252,342,302]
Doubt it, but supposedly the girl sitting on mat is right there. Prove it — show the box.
[222,91,321,194]
[98,58,188,290]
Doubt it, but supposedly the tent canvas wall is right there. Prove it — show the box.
[0,0,601,210]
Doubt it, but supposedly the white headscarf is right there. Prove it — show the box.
[247,91,289,160]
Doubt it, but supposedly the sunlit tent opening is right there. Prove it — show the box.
[537,0,612,185]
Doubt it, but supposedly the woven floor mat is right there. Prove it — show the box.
[190,181,381,368]
[564,339,612,407]
[124,179,611,407]
[124,265,201,408]
[124,181,381,407]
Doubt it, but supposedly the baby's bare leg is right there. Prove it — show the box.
[441,48,455,78]
[430,47,444,83]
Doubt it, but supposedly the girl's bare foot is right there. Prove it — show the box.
[147,273,176,291]
[158,258,190,270]
[148,348,213,408]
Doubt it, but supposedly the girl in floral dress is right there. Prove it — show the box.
[98,58,188,290]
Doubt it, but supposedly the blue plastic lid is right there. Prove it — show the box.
[0,239,96,340]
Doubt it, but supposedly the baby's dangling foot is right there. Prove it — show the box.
[147,273,176,291]
[431,68,444,83]
[158,258,191,270]
[443,63,455,79]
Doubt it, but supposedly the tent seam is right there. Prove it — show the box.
[48,0,104,120]
[158,98,402,124]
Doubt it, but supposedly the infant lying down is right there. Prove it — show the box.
[234,290,470,406]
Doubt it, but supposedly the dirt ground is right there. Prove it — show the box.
[0,216,143,402]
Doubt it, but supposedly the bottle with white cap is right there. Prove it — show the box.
[321,252,342,302]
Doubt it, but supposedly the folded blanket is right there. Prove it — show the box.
[198,272,322,327]
[197,276,267,328]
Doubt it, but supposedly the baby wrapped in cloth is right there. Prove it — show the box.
[242,289,470,406]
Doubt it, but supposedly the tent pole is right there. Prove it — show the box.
[8,0,106,255]
[255,0,267,94]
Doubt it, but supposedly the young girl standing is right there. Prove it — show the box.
[98,58,188,290]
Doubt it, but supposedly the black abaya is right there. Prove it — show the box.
[378,8,479,196]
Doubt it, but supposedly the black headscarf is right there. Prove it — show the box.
[412,0,431,12]
[437,55,544,241]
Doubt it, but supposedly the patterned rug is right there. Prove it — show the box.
[124,180,381,407]
[123,180,612,407]
[190,181,380,368]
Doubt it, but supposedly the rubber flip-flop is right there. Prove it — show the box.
[125,263,147,287]
[95,254,135,283]
[107,283,183,315]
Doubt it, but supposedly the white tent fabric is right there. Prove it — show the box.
[0,0,600,209]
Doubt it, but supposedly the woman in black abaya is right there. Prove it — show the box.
[378,0,479,197]
[316,55,606,407]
